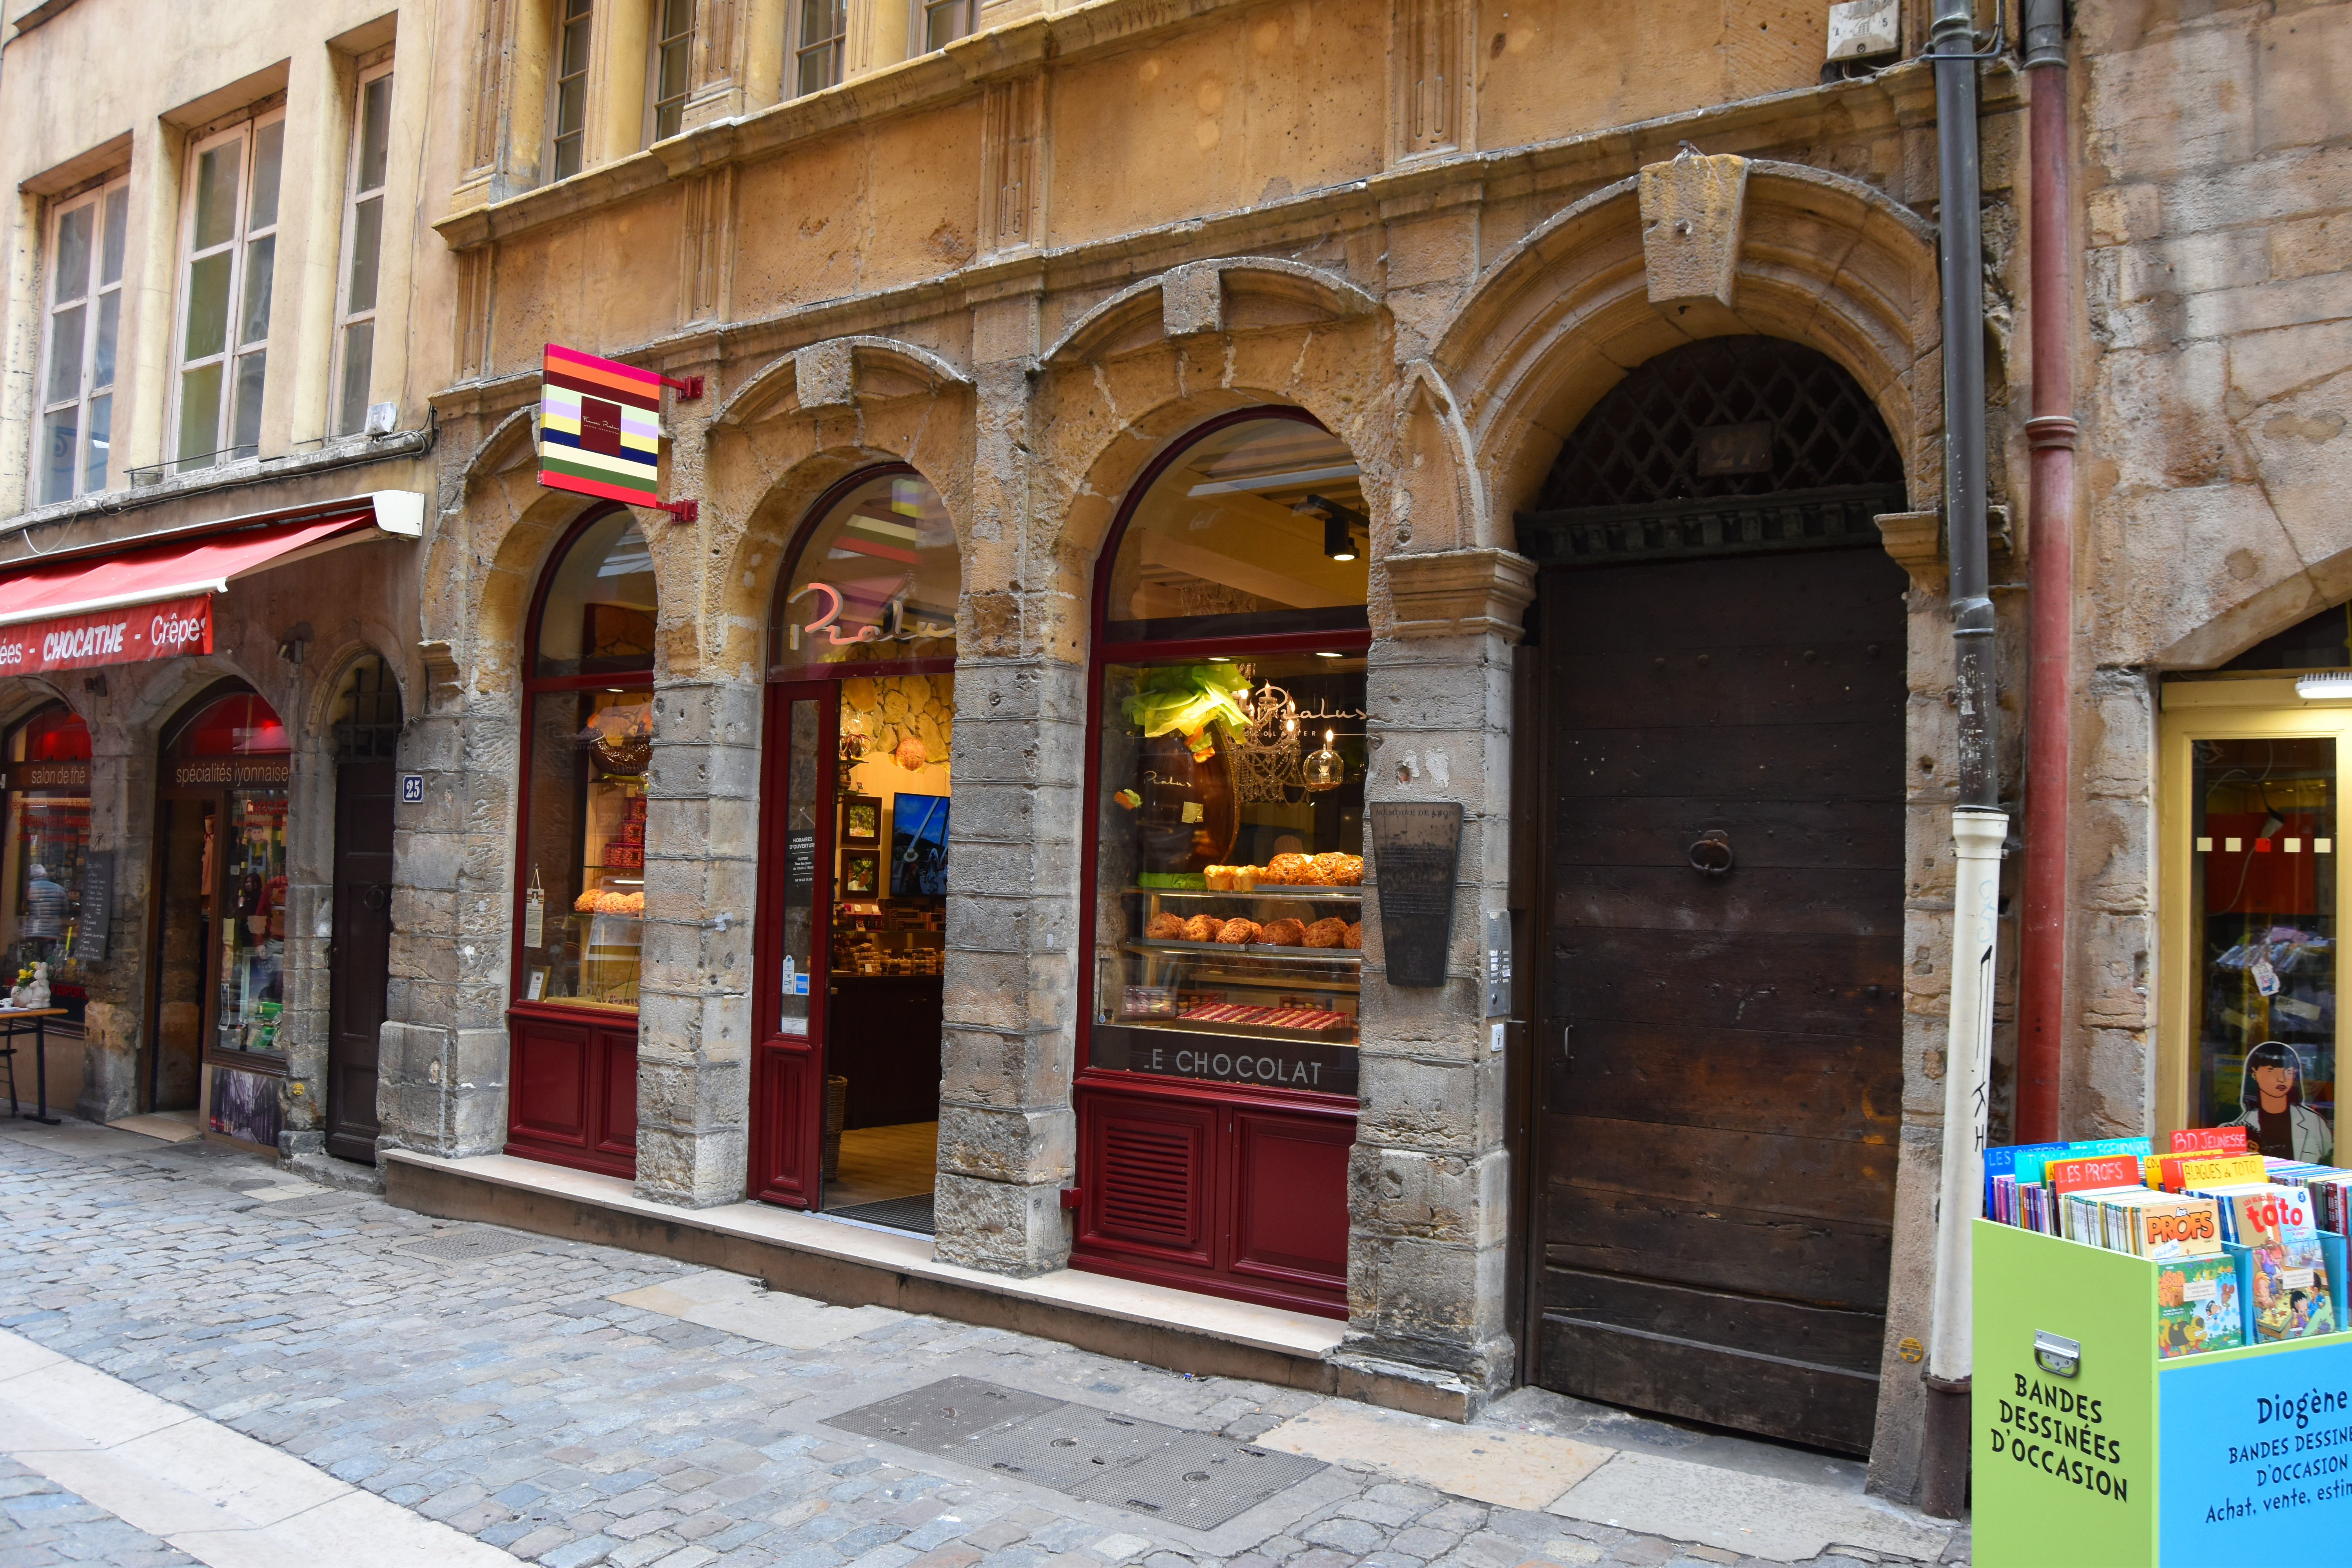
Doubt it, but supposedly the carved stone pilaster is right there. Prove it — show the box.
[1392,0,1472,162]
[1385,548,1536,641]
[679,168,734,323]
[981,75,1047,257]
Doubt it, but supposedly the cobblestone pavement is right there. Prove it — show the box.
[0,1126,1967,1568]
[0,1455,198,1568]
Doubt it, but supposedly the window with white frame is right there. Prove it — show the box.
[551,0,593,180]
[918,0,975,52]
[793,0,846,96]
[174,109,284,471]
[34,176,128,504]
[647,0,694,142]
[334,59,394,438]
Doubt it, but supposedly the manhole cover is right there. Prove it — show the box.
[398,1227,539,1263]
[828,1378,1325,1528]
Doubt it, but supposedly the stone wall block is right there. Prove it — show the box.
[1350,1055,1483,1153]
[1348,1144,1506,1247]
[1342,1234,1510,1379]
[936,1104,1074,1183]
[933,1172,1070,1276]
[937,1023,1069,1107]
[2077,909,2154,1033]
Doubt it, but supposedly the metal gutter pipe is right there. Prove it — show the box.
[2016,0,2076,1146]
[1920,0,2006,1521]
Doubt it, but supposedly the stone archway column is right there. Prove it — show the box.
[932,288,1081,1277]
[634,673,762,1205]
[1337,549,1534,1410]
[377,643,517,1159]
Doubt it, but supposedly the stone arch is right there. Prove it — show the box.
[1041,258,1379,368]
[1431,161,1943,541]
[710,336,971,430]
[1032,296,1398,658]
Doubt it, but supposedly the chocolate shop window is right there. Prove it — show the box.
[518,512,657,1011]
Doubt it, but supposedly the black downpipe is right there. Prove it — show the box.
[1921,0,1996,1522]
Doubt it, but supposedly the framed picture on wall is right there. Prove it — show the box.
[840,794,882,846]
[841,851,881,896]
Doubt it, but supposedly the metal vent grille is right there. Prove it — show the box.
[1099,1121,1199,1247]
[1536,336,1903,511]
[397,1227,540,1263]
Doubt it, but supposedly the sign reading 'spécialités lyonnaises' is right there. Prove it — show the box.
[0,593,211,674]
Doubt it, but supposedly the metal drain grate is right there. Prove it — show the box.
[828,1378,1325,1529]
[397,1227,540,1263]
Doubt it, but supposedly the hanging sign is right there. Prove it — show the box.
[536,344,700,521]
[70,850,113,961]
[1370,802,1463,987]
[0,593,211,675]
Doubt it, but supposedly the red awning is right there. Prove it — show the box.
[0,510,380,675]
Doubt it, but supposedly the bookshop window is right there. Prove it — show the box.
[519,510,656,1011]
[1087,413,1371,1096]
[3,704,91,996]
[2191,737,2336,1162]
[770,470,957,673]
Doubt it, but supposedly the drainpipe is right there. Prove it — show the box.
[1920,0,2006,1521]
[2015,0,2075,1146]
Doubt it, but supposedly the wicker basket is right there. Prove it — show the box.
[822,1075,848,1180]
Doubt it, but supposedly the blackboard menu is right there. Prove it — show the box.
[1370,802,1461,987]
[71,849,113,961]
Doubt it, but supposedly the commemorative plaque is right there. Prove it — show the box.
[1369,802,1462,987]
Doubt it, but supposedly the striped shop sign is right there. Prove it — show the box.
[537,344,664,505]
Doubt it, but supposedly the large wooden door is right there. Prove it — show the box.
[750,685,833,1206]
[326,758,396,1161]
[1533,544,1907,1454]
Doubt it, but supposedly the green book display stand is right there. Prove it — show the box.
[1975,1218,2352,1565]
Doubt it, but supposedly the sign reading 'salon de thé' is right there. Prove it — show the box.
[536,344,679,509]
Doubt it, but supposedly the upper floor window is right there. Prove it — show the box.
[335,59,394,438]
[36,176,127,504]
[551,0,593,180]
[793,0,846,96]
[174,110,284,472]
[919,0,975,51]
[648,0,695,141]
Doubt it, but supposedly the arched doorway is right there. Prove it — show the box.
[750,467,960,1220]
[506,507,657,1178]
[2,703,93,1025]
[151,684,293,1145]
[1073,409,1370,1317]
[1517,337,1910,1453]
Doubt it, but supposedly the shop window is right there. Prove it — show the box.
[1088,413,1371,1096]
[2,704,91,1020]
[550,0,594,180]
[647,0,695,141]
[518,509,657,1011]
[1100,415,1372,644]
[334,57,395,438]
[792,0,847,96]
[771,470,958,673]
[174,107,285,472]
[35,174,128,503]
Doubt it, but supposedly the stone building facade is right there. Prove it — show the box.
[0,0,457,1160]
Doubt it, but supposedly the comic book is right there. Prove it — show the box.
[2134,1194,2224,1259]
[2216,1185,2337,1343]
[2157,1255,2244,1359]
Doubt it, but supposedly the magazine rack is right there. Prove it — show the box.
[1975,1218,2352,1565]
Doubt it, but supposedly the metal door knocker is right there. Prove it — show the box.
[1688,830,1734,877]
[362,885,390,912]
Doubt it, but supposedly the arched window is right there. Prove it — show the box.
[517,507,655,1014]
[1073,408,1369,1315]
[770,468,958,673]
[3,702,91,1015]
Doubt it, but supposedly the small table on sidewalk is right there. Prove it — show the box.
[2,1007,70,1125]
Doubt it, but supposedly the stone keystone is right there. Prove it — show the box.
[1638,151,1749,311]
[794,340,858,411]
[1161,264,1224,338]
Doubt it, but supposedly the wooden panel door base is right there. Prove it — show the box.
[1071,1076,1351,1318]
[505,1006,638,1179]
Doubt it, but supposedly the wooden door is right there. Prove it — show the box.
[750,685,834,1206]
[1533,544,1907,1454]
[326,758,395,1161]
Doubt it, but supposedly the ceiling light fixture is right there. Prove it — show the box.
[1295,494,1363,561]
[2298,671,2352,700]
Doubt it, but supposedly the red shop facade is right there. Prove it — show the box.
[1072,409,1370,1318]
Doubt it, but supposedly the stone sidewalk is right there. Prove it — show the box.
[0,1120,1968,1568]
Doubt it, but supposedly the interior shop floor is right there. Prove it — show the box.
[824,1120,937,1209]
